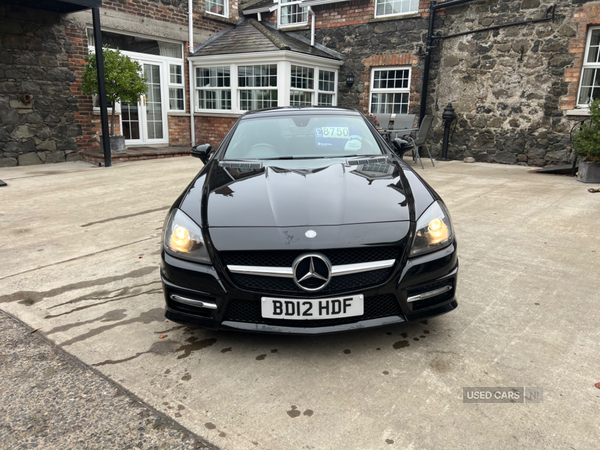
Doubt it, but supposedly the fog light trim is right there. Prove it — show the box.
[407,285,452,303]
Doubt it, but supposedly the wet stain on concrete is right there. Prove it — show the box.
[383,371,389,375]
[45,283,162,319]
[393,340,410,349]
[376,347,381,351]
[400,332,408,338]
[164,369,171,375]
[205,423,216,430]
[420,320,428,325]
[219,431,226,438]
[430,358,453,373]
[270,349,278,353]
[80,206,170,227]
[175,336,218,360]
[0,267,157,305]
[92,340,176,366]
[423,330,430,334]
[100,309,128,322]
[386,332,392,335]
[386,439,394,444]
[221,347,232,353]
[181,372,191,381]
[287,406,301,418]
[420,335,426,338]
[303,409,313,417]
[256,354,267,360]
[413,338,419,342]
[60,308,164,347]
[343,349,351,354]
[46,309,128,335]
[177,405,185,411]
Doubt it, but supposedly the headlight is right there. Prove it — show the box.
[411,200,453,256]
[163,209,211,264]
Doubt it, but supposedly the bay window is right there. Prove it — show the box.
[193,58,340,114]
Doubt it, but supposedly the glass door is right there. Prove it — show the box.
[122,61,168,145]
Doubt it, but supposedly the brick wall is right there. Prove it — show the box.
[195,116,238,148]
[169,116,192,147]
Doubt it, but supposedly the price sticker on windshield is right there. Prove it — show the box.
[321,126,349,138]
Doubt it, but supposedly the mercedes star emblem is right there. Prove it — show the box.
[292,253,332,292]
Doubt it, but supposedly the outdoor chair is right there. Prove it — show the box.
[389,114,417,140]
[395,115,435,169]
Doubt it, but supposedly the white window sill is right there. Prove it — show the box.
[168,111,190,116]
[370,12,420,22]
[566,108,591,117]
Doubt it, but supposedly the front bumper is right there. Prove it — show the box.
[160,243,458,335]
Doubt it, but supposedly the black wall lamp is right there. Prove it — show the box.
[346,72,354,88]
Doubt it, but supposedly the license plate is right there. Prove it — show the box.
[261,295,364,320]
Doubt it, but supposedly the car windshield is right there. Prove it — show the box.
[224,113,383,160]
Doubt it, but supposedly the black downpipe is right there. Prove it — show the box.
[419,0,437,127]
[92,7,112,168]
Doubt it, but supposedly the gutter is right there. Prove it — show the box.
[188,0,195,146]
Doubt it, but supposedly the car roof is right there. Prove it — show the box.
[241,106,362,119]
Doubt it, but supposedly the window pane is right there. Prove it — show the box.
[588,29,600,64]
[206,0,226,15]
[373,69,409,90]
[198,90,232,110]
[281,3,308,25]
[318,93,333,106]
[170,65,182,84]
[370,92,409,114]
[197,67,230,88]
[169,87,184,110]
[239,90,278,111]
[290,91,312,106]
[291,65,314,90]
[238,65,277,88]
[578,68,599,105]
[319,70,335,92]
[91,30,182,58]
[376,0,418,16]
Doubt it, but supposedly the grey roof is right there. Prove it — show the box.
[192,19,341,60]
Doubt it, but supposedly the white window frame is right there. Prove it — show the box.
[577,26,600,107]
[191,53,342,114]
[168,64,186,112]
[374,0,419,19]
[276,0,308,29]
[195,66,233,113]
[369,66,411,115]
[238,64,279,112]
[205,0,229,18]
[317,69,337,106]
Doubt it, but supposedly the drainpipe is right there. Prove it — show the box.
[188,0,196,147]
[308,6,315,46]
[419,0,436,127]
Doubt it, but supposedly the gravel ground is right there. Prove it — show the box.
[0,310,217,450]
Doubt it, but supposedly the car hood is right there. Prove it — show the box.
[203,158,412,228]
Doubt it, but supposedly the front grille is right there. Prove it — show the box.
[230,268,393,296]
[223,294,401,328]
[220,246,400,268]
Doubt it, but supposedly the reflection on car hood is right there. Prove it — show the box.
[205,158,411,227]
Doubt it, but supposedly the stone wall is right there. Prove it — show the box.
[299,0,598,166]
[0,5,81,167]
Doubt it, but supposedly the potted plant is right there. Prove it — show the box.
[81,47,148,153]
[573,99,600,183]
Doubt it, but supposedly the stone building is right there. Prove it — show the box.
[0,0,236,166]
[1,0,599,166]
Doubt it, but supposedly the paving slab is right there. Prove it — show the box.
[1,158,599,449]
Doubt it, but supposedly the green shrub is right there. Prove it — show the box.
[82,47,147,136]
[573,99,600,162]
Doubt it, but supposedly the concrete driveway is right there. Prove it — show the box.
[1,158,599,450]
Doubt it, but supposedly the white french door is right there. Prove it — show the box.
[121,60,169,145]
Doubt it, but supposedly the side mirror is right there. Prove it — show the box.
[191,144,212,164]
